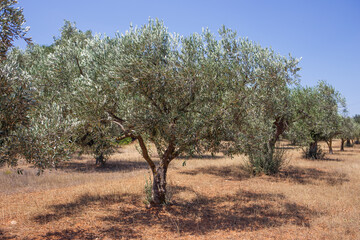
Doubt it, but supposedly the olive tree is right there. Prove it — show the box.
[23,20,226,205]
[0,50,32,166]
[0,0,32,166]
[217,27,300,175]
[352,115,360,144]
[21,22,117,167]
[100,21,226,205]
[338,116,356,151]
[288,81,345,158]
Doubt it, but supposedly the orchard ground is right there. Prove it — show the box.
[0,140,359,239]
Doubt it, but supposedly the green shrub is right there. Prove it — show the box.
[246,147,288,175]
[143,175,153,206]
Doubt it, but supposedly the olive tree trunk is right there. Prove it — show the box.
[326,139,333,154]
[307,141,318,158]
[346,138,352,147]
[151,161,169,205]
[340,138,345,151]
[259,117,287,174]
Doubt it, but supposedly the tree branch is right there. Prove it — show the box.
[74,56,84,76]
[107,111,125,124]
[135,134,156,174]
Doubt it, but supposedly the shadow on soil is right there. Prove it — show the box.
[32,193,140,224]
[56,159,151,173]
[177,154,225,160]
[43,227,141,240]
[269,166,349,186]
[101,186,314,236]
[0,229,16,240]
[180,165,251,181]
[180,164,348,186]
[38,186,315,238]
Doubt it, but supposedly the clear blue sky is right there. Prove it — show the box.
[14,0,360,116]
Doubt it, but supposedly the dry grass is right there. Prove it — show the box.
[0,140,359,239]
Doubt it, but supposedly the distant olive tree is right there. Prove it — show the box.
[288,81,345,159]
[353,115,360,144]
[338,117,356,151]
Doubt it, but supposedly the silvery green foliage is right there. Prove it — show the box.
[0,0,32,166]
[21,22,117,167]
[23,20,300,175]
[1,44,79,172]
[0,0,31,59]
[216,27,300,174]
[0,49,32,166]
[101,20,225,159]
[25,19,228,204]
[19,102,77,172]
[339,116,356,141]
[287,81,345,156]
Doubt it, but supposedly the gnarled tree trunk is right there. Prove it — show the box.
[308,141,318,158]
[326,139,333,154]
[151,161,169,205]
[263,117,287,174]
[340,138,345,151]
[95,152,106,166]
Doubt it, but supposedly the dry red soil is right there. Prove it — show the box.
[1,140,359,239]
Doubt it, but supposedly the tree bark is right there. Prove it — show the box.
[326,139,333,154]
[257,117,287,175]
[151,161,169,206]
[340,138,345,151]
[150,142,176,206]
[308,141,318,158]
[95,152,106,166]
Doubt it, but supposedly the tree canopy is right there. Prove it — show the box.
[2,18,350,205]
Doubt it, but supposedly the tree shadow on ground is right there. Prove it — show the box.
[276,145,299,150]
[32,193,140,224]
[315,157,343,162]
[43,227,141,240]
[179,165,251,181]
[268,166,349,186]
[300,153,343,162]
[36,185,316,238]
[0,229,16,240]
[55,159,151,173]
[101,187,314,236]
[333,151,357,156]
[177,154,225,160]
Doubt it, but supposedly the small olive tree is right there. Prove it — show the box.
[338,117,356,151]
[288,81,345,159]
